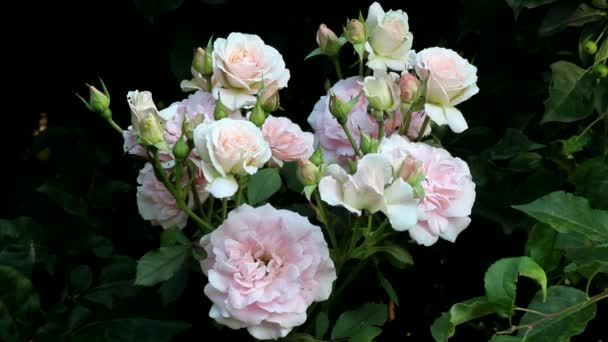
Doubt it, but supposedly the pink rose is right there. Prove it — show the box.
[212,33,290,110]
[200,204,336,340]
[415,47,479,133]
[307,76,400,163]
[262,115,314,166]
[136,163,208,229]
[379,134,476,246]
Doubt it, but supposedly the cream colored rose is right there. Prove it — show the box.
[362,72,400,112]
[193,118,271,198]
[365,2,414,72]
[212,33,290,110]
[415,47,479,133]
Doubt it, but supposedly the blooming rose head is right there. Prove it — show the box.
[365,2,414,71]
[200,204,336,340]
[362,73,400,112]
[136,163,208,229]
[415,47,479,133]
[379,134,476,246]
[319,154,418,231]
[262,115,314,167]
[212,33,290,110]
[308,77,399,163]
[193,118,271,198]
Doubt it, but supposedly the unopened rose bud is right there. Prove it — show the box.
[249,101,267,127]
[317,24,341,56]
[329,91,357,125]
[363,76,398,112]
[399,72,420,103]
[259,81,280,113]
[192,47,213,76]
[399,156,424,186]
[594,63,608,79]
[297,159,320,186]
[583,41,598,55]
[360,132,379,154]
[88,85,110,113]
[310,146,324,166]
[173,137,189,161]
[345,19,366,44]
[214,97,230,120]
[139,113,165,146]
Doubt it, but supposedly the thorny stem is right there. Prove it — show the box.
[494,289,608,337]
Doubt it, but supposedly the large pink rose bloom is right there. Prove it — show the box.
[308,76,400,163]
[262,115,314,166]
[379,135,476,246]
[136,163,208,229]
[200,204,336,340]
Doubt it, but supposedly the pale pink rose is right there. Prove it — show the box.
[136,163,209,229]
[307,76,400,163]
[365,2,414,71]
[399,71,420,102]
[319,154,418,231]
[406,111,431,140]
[262,116,314,166]
[415,47,479,133]
[123,128,148,158]
[212,33,290,110]
[193,118,272,198]
[379,134,476,246]
[200,204,336,340]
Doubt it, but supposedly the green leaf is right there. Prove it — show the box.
[68,305,94,331]
[518,286,596,341]
[594,78,608,114]
[284,333,323,341]
[507,152,543,172]
[430,297,496,342]
[331,303,387,340]
[314,311,329,339]
[159,259,190,306]
[69,265,93,294]
[348,325,382,342]
[513,191,608,241]
[488,129,545,160]
[377,271,399,306]
[557,132,591,156]
[37,181,88,217]
[570,157,608,210]
[71,318,190,342]
[541,61,595,123]
[305,48,324,60]
[160,228,190,247]
[484,257,547,317]
[488,336,524,342]
[135,245,189,286]
[0,266,40,342]
[504,0,557,19]
[247,168,282,206]
[539,3,608,37]
[597,35,608,64]
[526,223,562,272]
[280,161,304,193]
[371,244,414,268]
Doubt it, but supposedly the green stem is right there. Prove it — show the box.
[586,267,601,296]
[315,191,337,250]
[332,56,343,80]
[399,107,414,136]
[106,118,124,134]
[415,116,430,142]
[577,112,607,142]
[514,307,548,317]
[377,118,385,143]
[359,58,364,77]
[341,123,363,157]
[206,196,215,223]
[222,198,228,221]
[187,162,205,219]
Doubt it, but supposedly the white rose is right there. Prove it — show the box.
[365,2,414,72]
[362,72,401,112]
[318,154,418,231]
[212,33,290,110]
[415,47,479,133]
[193,118,272,198]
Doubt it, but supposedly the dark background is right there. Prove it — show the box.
[8,0,605,340]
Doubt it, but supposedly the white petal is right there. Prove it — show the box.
[366,2,385,29]
[439,217,471,243]
[206,175,238,198]
[450,84,479,106]
[444,106,468,133]
[180,79,203,92]
[319,176,361,215]
[409,224,439,246]
[383,179,418,231]
[424,103,447,126]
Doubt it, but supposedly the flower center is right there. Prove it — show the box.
[257,251,273,265]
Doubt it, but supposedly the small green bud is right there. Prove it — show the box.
[297,159,320,186]
[594,63,608,79]
[250,101,267,127]
[583,41,598,55]
[214,98,230,120]
[360,132,379,154]
[173,137,189,161]
[310,146,324,166]
[100,108,112,120]
[329,91,358,125]
[88,85,110,113]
